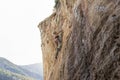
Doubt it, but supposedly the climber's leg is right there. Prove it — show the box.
[55,48,59,59]
[55,46,61,59]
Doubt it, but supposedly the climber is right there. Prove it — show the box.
[53,30,63,59]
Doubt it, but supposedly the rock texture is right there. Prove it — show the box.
[38,0,120,80]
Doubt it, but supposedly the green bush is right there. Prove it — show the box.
[54,0,59,8]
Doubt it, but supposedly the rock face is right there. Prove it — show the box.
[38,0,120,80]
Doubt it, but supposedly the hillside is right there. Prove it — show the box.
[38,0,120,80]
[0,68,34,80]
[0,57,42,80]
[0,57,29,76]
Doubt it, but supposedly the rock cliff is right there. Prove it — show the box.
[38,0,120,80]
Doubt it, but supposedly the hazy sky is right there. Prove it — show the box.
[0,0,54,65]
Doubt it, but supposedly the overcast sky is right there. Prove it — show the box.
[0,0,54,65]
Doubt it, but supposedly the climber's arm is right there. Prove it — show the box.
[58,30,63,35]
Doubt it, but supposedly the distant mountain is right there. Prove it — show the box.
[21,63,43,77]
[0,57,43,80]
